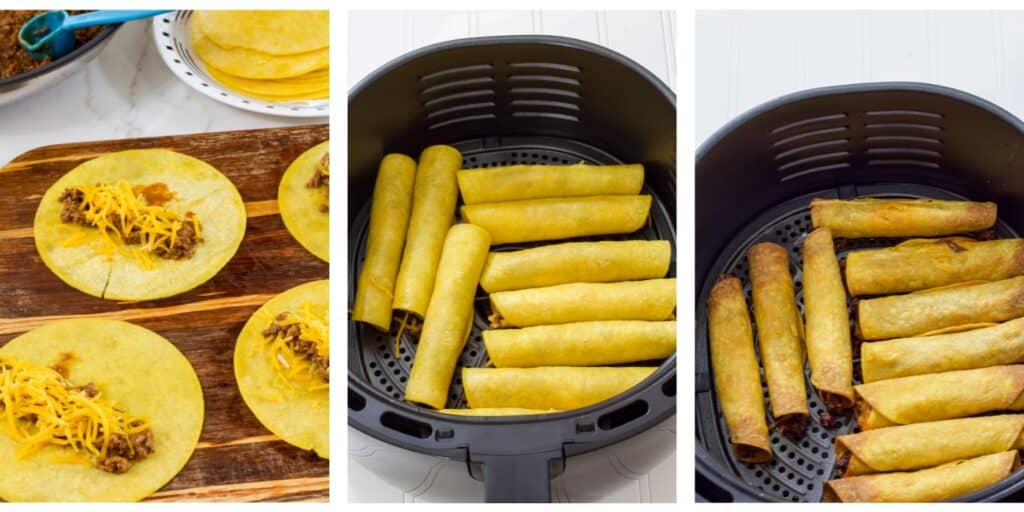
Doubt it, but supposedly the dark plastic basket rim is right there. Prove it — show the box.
[347,33,677,479]
[0,23,120,88]
[694,81,1024,503]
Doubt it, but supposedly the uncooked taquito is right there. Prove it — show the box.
[861,317,1024,382]
[857,275,1024,340]
[461,195,651,245]
[707,275,772,464]
[483,320,676,367]
[437,408,558,416]
[351,153,416,331]
[854,365,1024,430]
[479,240,671,293]
[835,414,1024,476]
[846,238,1024,296]
[461,366,656,411]
[488,278,675,328]
[748,242,808,438]
[392,145,461,318]
[801,228,854,413]
[823,451,1020,502]
[404,224,491,409]
[456,163,643,204]
[810,197,997,239]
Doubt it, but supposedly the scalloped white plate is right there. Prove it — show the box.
[152,11,328,118]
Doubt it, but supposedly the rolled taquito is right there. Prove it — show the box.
[438,408,559,416]
[824,451,1020,502]
[708,275,772,463]
[854,365,1024,430]
[461,195,651,245]
[748,242,809,438]
[392,145,462,318]
[483,320,676,367]
[810,197,996,239]
[479,240,671,293]
[405,224,491,409]
[835,415,1024,476]
[846,238,1024,296]
[857,276,1024,340]
[488,278,675,328]
[862,317,1024,382]
[457,163,643,204]
[352,153,416,331]
[801,228,854,413]
[462,366,656,411]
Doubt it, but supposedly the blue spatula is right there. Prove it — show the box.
[19,10,170,60]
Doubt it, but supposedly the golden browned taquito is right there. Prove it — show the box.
[708,275,772,463]
[836,415,1024,476]
[457,163,643,204]
[862,317,1024,382]
[351,154,416,331]
[823,451,1020,502]
[854,365,1024,430]
[405,224,491,409]
[461,195,651,245]
[857,276,1024,340]
[392,145,462,318]
[479,240,671,293]
[488,278,675,328]
[461,366,655,411]
[846,238,1024,296]
[802,228,854,413]
[810,197,997,239]
[483,320,676,367]
[748,243,808,438]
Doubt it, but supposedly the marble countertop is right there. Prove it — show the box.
[0,19,318,166]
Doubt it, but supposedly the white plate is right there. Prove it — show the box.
[152,11,328,118]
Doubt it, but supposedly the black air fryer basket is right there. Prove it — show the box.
[695,82,1024,502]
[349,36,676,502]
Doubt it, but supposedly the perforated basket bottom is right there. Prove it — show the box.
[697,184,1020,502]
[350,136,676,408]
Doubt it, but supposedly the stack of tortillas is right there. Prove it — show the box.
[189,10,328,101]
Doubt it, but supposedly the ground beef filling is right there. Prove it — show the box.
[95,428,154,474]
[58,187,200,260]
[262,312,329,383]
[776,413,808,440]
[307,152,329,213]
[833,451,852,477]
[0,11,106,80]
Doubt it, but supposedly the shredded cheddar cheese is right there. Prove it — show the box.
[64,181,202,267]
[0,355,149,463]
[264,302,329,392]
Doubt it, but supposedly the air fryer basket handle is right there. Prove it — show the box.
[479,450,561,503]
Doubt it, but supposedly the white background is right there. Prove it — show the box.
[697,10,1024,145]
[348,9,677,503]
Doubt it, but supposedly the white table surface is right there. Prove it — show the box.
[0,19,315,166]
[348,9,677,503]
[697,10,1024,145]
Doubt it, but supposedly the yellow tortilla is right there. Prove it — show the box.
[836,415,1024,477]
[0,319,203,502]
[824,451,1020,502]
[462,367,656,411]
[456,163,643,204]
[190,18,328,80]
[489,278,676,328]
[205,66,328,97]
[194,10,329,55]
[483,320,676,367]
[405,224,491,409]
[461,195,651,245]
[802,228,854,410]
[479,240,671,293]
[234,280,329,458]
[438,408,559,416]
[352,154,416,331]
[810,197,997,239]
[33,149,246,301]
[279,140,329,262]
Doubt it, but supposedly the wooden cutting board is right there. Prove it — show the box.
[0,125,330,502]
